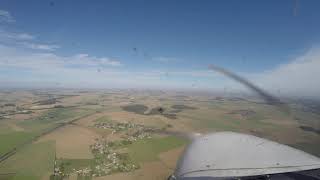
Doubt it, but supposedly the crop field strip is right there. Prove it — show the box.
[0,108,97,163]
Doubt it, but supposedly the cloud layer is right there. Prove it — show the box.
[0,10,58,52]
[1,42,320,98]
[0,10,15,23]
[246,47,320,98]
[0,45,122,70]
[20,42,60,51]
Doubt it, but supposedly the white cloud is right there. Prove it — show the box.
[0,44,220,89]
[15,33,34,40]
[0,10,15,23]
[251,47,320,98]
[0,44,122,70]
[0,29,60,51]
[75,54,89,58]
[70,53,122,67]
[0,47,160,89]
[0,30,34,41]
[21,42,60,51]
[152,57,179,63]
[0,12,57,52]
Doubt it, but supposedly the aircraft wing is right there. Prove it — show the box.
[173,132,320,178]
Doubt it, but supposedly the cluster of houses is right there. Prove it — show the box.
[94,121,158,136]
[94,121,143,132]
[74,167,91,177]
[88,139,139,176]
[53,161,68,179]
[54,164,91,178]
[126,129,152,142]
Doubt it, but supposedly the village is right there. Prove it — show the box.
[53,121,160,179]
[93,120,159,135]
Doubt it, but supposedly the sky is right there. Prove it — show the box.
[0,0,320,97]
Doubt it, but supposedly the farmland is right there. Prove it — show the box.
[0,89,319,180]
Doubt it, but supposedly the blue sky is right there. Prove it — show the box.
[0,0,320,96]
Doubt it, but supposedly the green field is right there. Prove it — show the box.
[0,141,55,180]
[126,136,188,163]
[182,102,285,133]
[94,116,112,123]
[0,132,36,156]
[0,108,94,157]
[19,108,92,129]
[0,123,17,135]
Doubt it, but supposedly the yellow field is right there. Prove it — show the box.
[37,125,99,159]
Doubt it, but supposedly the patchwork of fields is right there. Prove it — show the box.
[0,90,319,180]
